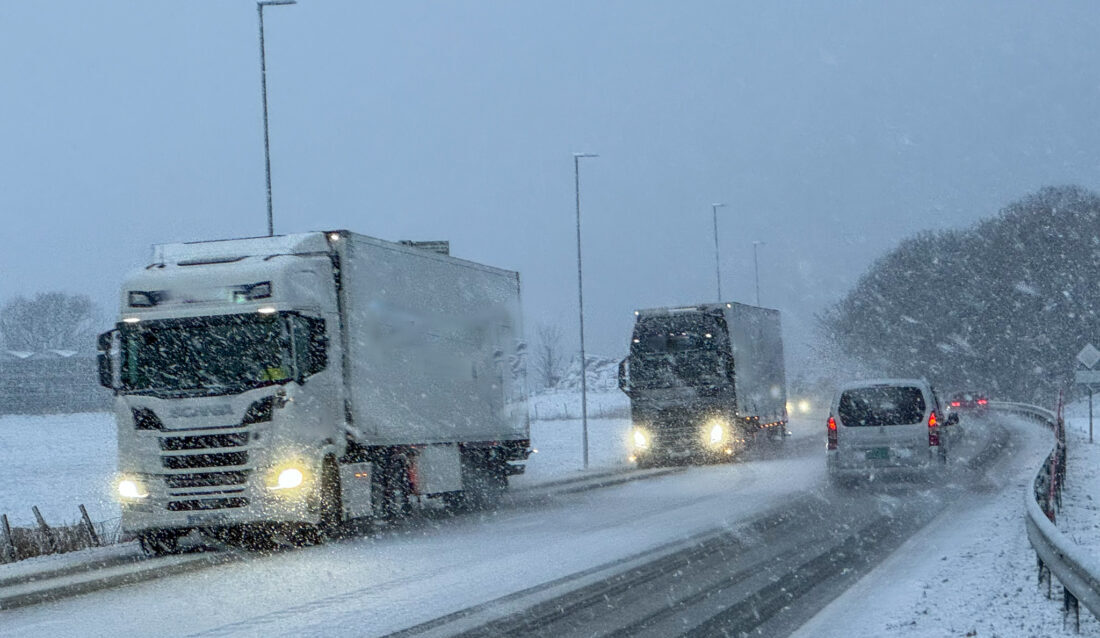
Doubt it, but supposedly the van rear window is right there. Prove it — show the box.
[838,386,926,427]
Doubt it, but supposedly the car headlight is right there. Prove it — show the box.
[117,477,149,500]
[632,428,649,450]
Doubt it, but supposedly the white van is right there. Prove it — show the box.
[826,379,956,481]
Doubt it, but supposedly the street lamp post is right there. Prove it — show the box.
[257,0,296,237]
[752,241,765,306]
[711,203,726,301]
[574,152,598,469]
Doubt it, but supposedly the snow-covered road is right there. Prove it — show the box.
[1,409,1093,637]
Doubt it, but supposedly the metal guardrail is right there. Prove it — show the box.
[989,400,1099,631]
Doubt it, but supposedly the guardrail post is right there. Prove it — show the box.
[1038,555,1051,594]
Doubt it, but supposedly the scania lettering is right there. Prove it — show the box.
[98,231,529,554]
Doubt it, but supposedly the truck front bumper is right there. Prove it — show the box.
[120,478,319,534]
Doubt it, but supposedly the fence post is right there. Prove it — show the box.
[0,514,15,563]
[79,504,100,547]
[31,505,55,555]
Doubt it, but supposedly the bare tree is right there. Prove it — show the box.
[0,293,103,353]
[533,323,565,390]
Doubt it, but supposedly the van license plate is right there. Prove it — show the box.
[865,448,890,460]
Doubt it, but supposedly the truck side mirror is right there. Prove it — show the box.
[618,357,630,393]
[96,330,117,390]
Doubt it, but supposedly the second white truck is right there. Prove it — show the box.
[98,231,529,553]
[618,302,787,465]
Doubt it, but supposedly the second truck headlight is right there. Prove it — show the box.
[705,420,728,447]
[632,428,649,450]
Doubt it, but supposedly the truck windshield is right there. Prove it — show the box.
[119,313,292,397]
[629,314,727,388]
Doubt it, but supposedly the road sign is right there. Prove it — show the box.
[1078,343,1100,369]
[1075,370,1100,385]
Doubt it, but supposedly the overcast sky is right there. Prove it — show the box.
[3,1,1100,370]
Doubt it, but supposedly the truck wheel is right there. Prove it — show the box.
[139,530,182,556]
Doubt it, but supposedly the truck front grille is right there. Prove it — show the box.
[159,433,249,451]
[165,471,250,489]
[163,451,249,469]
[167,497,249,511]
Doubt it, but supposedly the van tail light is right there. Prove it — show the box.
[827,415,838,450]
[928,411,940,447]
[977,398,988,405]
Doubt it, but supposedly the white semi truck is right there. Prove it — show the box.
[97,231,529,553]
[618,302,787,465]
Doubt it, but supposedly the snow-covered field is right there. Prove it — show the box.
[0,412,119,528]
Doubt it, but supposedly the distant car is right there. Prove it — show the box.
[947,391,989,413]
[826,379,957,482]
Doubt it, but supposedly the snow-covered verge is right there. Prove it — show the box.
[793,413,1100,638]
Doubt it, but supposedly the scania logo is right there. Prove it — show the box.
[169,405,233,418]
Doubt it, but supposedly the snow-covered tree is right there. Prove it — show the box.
[822,185,1100,403]
[0,292,103,353]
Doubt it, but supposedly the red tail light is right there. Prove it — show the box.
[928,411,940,446]
[950,401,961,407]
[977,398,988,405]
[827,415,838,450]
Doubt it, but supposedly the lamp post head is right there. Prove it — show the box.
[712,202,725,208]
[573,152,599,159]
[259,0,297,7]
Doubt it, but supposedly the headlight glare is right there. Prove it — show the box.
[705,419,728,447]
[118,478,148,499]
[632,428,649,449]
[267,464,308,491]
[275,468,304,490]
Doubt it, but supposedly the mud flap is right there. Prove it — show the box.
[339,462,373,519]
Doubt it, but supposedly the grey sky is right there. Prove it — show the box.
[2,1,1099,366]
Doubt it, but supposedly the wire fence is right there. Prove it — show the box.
[0,506,123,564]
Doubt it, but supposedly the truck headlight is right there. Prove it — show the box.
[267,464,308,491]
[705,420,728,447]
[632,428,649,450]
[117,477,149,500]
[275,468,304,490]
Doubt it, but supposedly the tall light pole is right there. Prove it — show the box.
[258,0,296,237]
[711,203,726,301]
[752,240,765,306]
[574,152,598,469]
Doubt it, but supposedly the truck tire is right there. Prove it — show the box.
[139,530,183,556]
